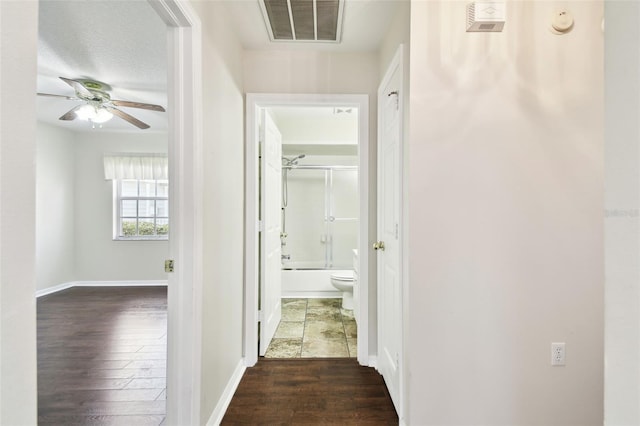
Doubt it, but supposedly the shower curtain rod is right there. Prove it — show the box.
[282,165,358,171]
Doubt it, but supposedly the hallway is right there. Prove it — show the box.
[222,359,398,424]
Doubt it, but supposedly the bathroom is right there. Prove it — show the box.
[263,105,360,358]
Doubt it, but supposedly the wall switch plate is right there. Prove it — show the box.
[551,342,566,366]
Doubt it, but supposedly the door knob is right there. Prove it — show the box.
[373,241,385,251]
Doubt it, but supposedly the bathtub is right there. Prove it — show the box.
[281,261,352,298]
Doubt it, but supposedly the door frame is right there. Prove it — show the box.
[244,93,370,367]
[148,1,203,424]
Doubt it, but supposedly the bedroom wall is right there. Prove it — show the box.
[408,1,604,425]
[36,123,76,291]
[73,131,169,281]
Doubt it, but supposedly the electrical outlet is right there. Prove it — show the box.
[551,342,566,366]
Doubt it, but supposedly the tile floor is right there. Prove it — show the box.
[264,298,357,358]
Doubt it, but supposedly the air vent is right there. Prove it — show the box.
[259,0,344,43]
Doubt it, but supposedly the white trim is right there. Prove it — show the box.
[35,282,75,298]
[148,1,203,425]
[368,355,378,369]
[76,280,168,287]
[35,280,168,298]
[244,93,370,367]
[205,359,246,425]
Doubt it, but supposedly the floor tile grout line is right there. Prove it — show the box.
[299,298,308,358]
[339,307,350,357]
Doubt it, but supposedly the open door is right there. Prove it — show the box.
[376,46,404,413]
[259,109,283,356]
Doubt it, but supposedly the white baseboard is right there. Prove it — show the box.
[35,281,76,298]
[206,359,246,425]
[36,280,168,298]
[75,280,168,287]
[368,355,378,369]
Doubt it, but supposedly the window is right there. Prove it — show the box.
[114,179,169,240]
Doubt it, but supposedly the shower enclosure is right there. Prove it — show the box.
[281,162,358,271]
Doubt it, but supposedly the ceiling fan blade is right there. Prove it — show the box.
[111,100,166,112]
[59,105,81,121]
[37,92,79,100]
[59,77,94,98]
[106,106,150,129]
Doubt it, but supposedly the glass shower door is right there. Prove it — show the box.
[326,168,358,269]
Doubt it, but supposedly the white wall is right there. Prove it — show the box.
[36,123,76,290]
[0,1,38,423]
[189,1,245,422]
[274,114,358,145]
[36,124,168,288]
[244,49,380,354]
[72,131,168,281]
[408,1,604,425]
[379,1,410,81]
[604,2,640,424]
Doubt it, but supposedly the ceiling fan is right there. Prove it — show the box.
[37,77,165,129]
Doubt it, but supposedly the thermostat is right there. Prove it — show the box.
[467,1,505,32]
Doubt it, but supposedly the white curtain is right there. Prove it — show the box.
[103,154,168,180]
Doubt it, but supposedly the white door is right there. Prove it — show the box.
[259,109,283,356]
[377,47,404,413]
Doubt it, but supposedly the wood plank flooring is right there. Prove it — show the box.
[37,286,167,426]
[222,359,399,425]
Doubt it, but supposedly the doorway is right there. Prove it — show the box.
[245,94,370,366]
[265,106,360,358]
[33,0,204,424]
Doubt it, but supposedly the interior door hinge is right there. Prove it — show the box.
[258,310,264,322]
[388,90,399,110]
[258,220,264,232]
[164,259,174,273]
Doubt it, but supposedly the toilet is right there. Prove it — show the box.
[330,271,354,310]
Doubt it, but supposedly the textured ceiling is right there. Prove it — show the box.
[36,0,399,133]
[37,0,168,133]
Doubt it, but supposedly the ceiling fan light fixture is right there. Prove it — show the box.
[93,107,113,124]
[75,104,113,124]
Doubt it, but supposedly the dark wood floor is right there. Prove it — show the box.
[37,286,167,426]
[222,359,399,425]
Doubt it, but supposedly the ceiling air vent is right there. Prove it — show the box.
[259,0,344,43]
